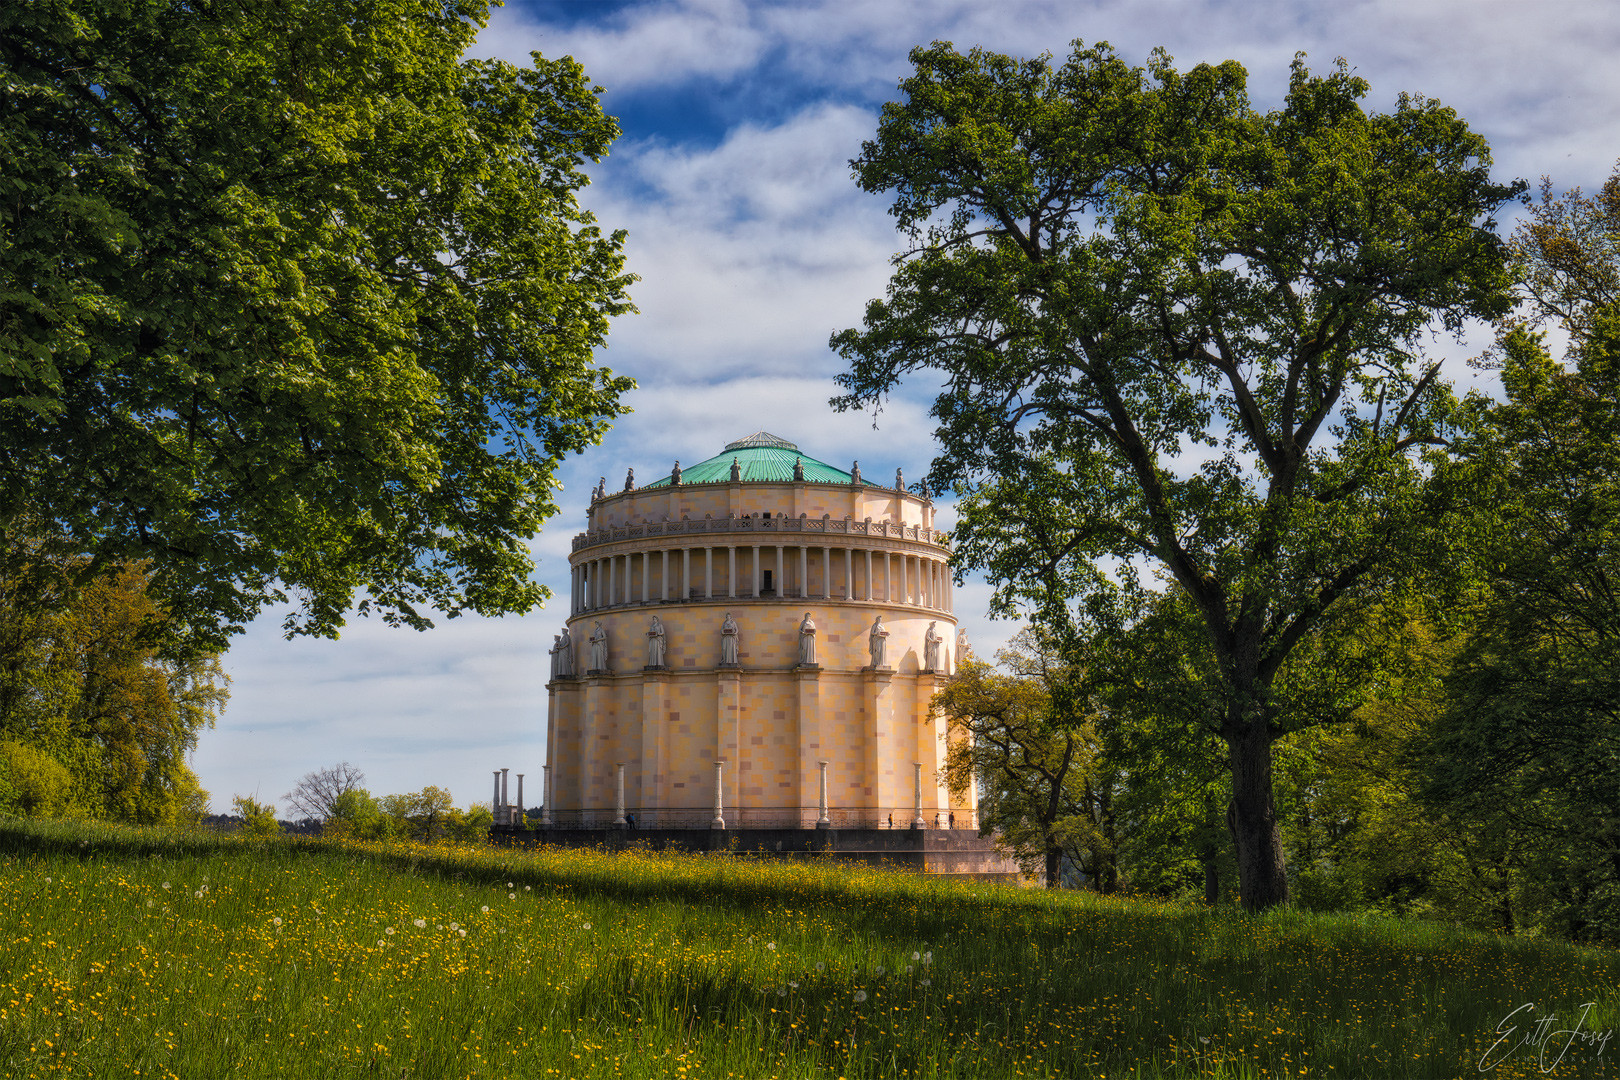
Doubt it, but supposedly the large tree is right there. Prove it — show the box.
[833,42,1520,910]
[1,0,634,653]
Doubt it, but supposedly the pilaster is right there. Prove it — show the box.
[640,671,667,821]
[863,667,894,815]
[795,666,822,827]
[717,667,742,824]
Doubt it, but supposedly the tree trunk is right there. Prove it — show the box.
[1225,716,1289,912]
[1044,844,1062,889]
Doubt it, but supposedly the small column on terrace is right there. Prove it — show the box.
[728,546,737,599]
[822,546,831,599]
[641,552,649,604]
[662,549,670,601]
[863,550,872,600]
[614,762,627,826]
[711,761,726,830]
[817,760,831,828]
[776,545,784,597]
[705,547,713,598]
[541,764,552,826]
[912,762,925,829]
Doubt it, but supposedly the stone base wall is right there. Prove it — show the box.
[490,826,1023,883]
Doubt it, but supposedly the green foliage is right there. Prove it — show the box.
[0,740,71,817]
[0,559,224,823]
[326,787,388,841]
[936,633,1119,889]
[1415,180,1620,942]
[231,795,280,837]
[833,41,1521,911]
[4,817,1619,1078]
[0,0,635,652]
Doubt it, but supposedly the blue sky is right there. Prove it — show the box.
[191,0,1620,814]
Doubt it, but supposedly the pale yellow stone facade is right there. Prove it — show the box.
[542,442,976,829]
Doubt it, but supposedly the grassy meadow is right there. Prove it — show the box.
[0,819,1616,1079]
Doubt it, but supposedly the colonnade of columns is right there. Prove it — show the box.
[570,544,953,615]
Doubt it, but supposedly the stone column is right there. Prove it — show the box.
[822,546,831,598]
[614,762,626,826]
[492,771,501,822]
[776,545,784,596]
[863,549,872,600]
[641,552,649,604]
[845,548,853,600]
[900,553,908,605]
[516,774,524,826]
[752,543,761,595]
[728,546,737,598]
[683,547,692,600]
[711,760,726,830]
[798,546,807,598]
[705,547,713,598]
[817,760,831,828]
[501,768,509,821]
[606,556,615,607]
[912,762,925,829]
[541,765,552,826]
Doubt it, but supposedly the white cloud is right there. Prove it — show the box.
[479,0,768,90]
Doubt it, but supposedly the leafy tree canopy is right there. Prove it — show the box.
[1,0,635,654]
[833,41,1521,909]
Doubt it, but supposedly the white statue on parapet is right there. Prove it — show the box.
[923,621,942,672]
[798,612,817,666]
[720,612,740,666]
[868,614,889,669]
[556,625,574,678]
[647,616,666,668]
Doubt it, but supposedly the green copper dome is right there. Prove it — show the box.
[645,432,861,486]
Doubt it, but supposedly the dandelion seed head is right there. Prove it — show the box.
[853,990,867,1003]
[413,918,426,928]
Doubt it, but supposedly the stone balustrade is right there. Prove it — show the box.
[572,512,947,552]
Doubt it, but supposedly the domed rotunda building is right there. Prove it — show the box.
[542,432,977,832]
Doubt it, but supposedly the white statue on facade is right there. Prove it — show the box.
[719,612,740,666]
[556,625,574,678]
[798,612,817,666]
[589,621,609,672]
[868,614,889,669]
[956,628,970,662]
[923,621,942,672]
[647,616,666,668]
